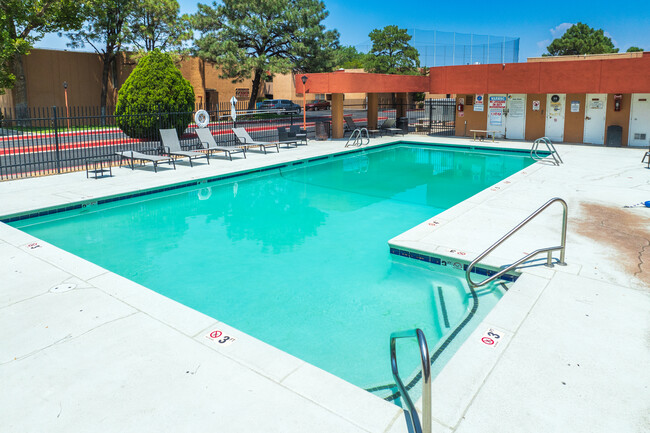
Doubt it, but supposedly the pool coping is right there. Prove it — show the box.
[1,135,648,433]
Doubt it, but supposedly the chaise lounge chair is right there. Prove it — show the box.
[378,118,404,136]
[195,127,246,160]
[115,149,176,173]
[344,115,367,132]
[277,126,308,146]
[232,127,292,153]
[160,128,209,167]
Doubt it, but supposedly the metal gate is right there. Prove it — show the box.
[414,98,456,136]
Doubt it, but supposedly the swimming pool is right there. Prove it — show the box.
[9,143,534,394]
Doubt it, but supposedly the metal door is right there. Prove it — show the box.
[629,93,650,147]
[487,94,507,138]
[545,94,566,142]
[505,94,526,140]
[583,94,607,144]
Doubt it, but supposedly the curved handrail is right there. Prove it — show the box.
[531,137,563,165]
[345,128,370,147]
[390,329,431,433]
[466,197,568,288]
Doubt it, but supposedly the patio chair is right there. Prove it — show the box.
[643,147,650,169]
[115,149,176,173]
[379,118,404,136]
[195,127,246,161]
[344,115,367,132]
[159,128,209,167]
[278,126,308,146]
[232,127,287,153]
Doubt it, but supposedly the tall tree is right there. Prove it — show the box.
[128,0,193,53]
[626,46,644,52]
[333,46,366,69]
[1,0,83,113]
[67,0,134,115]
[193,0,339,109]
[364,25,420,74]
[545,23,618,56]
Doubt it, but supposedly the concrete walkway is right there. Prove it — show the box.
[1,136,648,432]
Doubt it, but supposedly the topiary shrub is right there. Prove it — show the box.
[116,49,195,140]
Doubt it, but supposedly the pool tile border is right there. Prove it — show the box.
[389,247,518,282]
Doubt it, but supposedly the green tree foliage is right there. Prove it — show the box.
[333,46,367,69]
[364,25,420,74]
[626,46,644,52]
[0,0,83,110]
[129,0,193,53]
[67,0,135,114]
[115,49,194,139]
[545,23,618,56]
[193,0,340,109]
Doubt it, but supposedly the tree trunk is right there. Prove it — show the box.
[11,52,29,120]
[99,52,114,125]
[248,69,263,110]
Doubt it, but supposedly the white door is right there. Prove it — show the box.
[505,94,526,140]
[629,93,650,147]
[487,94,507,138]
[545,94,566,142]
[583,94,607,145]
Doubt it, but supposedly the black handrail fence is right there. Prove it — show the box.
[0,99,455,180]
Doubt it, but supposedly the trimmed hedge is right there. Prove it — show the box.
[116,50,195,140]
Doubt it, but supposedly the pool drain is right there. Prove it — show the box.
[49,283,76,293]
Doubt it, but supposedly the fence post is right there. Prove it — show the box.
[52,106,62,173]
[429,99,433,135]
[290,113,293,126]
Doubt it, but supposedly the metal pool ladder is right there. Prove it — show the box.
[390,329,431,433]
[465,197,568,288]
[531,137,563,166]
[345,128,370,147]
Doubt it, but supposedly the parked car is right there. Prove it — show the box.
[258,99,301,114]
[306,100,330,111]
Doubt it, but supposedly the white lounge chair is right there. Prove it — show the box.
[160,128,209,167]
[195,128,246,160]
[232,127,285,154]
[115,150,176,172]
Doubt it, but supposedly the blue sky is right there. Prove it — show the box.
[36,0,650,60]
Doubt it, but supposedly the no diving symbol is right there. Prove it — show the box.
[209,330,222,339]
[481,337,495,346]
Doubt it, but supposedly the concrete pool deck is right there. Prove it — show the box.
[1,136,648,432]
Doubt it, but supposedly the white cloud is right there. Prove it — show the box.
[550,23,574,38]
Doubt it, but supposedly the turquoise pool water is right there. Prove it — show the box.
[11,144,534,392]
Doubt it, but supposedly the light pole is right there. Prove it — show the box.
[301,75,308,131]
[63,81,70,131]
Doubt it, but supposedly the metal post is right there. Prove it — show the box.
[52,106,61,173]
[452,32,456,65]
[487,35,490,63]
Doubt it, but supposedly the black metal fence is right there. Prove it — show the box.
[0,104,310,180]
[0,98,455,180]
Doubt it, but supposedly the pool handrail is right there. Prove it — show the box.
[531,137,563,166]
[390,328,431,433]
[465,197,568,288]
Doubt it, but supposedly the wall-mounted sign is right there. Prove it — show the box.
[532,100,541,111]
[474,94,484,111]
[488,95,506,126]
[589,100,604,110]
[235,88,249,99]
[508,96,525,118]
[571,100,580,112]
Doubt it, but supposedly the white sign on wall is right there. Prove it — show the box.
[488,96,506,125]
[474,94,484,111]
[532,100,541,111]
[571,100,580,112]
[508,96,525,118]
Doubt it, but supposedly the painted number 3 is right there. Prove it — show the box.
[218,336,231,344]
[487,331,501,339]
